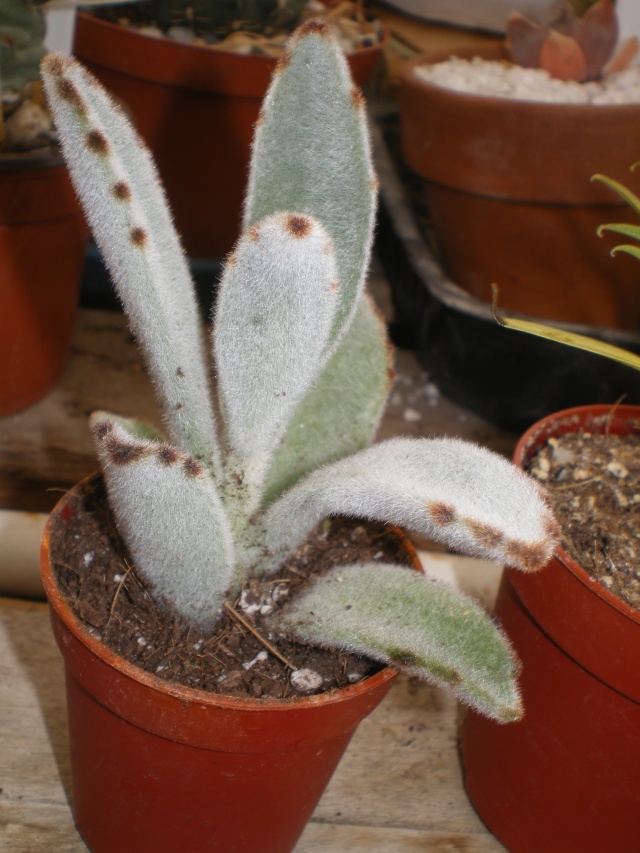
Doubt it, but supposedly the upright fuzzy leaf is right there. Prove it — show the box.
[91,416,235,629]
[278,563,522,722]
[41,54,220,471]
[263,294,393,505]
[263,437,557,573]
[244,20,377,349]
[214,212,339,489]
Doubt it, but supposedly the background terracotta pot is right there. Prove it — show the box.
[41,477,417,853]
[73,13,386,260]
[0,157,87,416]
[461,404,640,853]
[400,44,640,330]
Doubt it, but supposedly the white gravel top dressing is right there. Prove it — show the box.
[414,57,640,104]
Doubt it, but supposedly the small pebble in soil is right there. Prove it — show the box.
[291,668,323,693]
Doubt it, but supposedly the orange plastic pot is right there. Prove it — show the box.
[41,477,416,853]
[74,13,386,260]
[462,404,640,853]
[0,157,87,416]
[400,45,640,330]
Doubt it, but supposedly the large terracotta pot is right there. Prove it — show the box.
[41,476,416,853]
[461,404,640,853]
[73,13,386,260]
[399,44,640,330]
[0,156,87,416]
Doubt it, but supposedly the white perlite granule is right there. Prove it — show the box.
[414,57,640,104]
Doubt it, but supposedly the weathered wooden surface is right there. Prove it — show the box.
[0,557,506,852]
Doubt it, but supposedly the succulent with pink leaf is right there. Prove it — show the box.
[507,0,639,82]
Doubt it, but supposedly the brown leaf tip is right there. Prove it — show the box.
[247,226,261,242]
[183,457,204,478]
[86,129,109,155]
[92,420,114,442]
[297,19,330,38]
[330,281,340,294]
[285,214,313,239]
[428,501,456,527]
[130,226,148,247]
[157,444,180,466]
[42,53,69,79]
[112,180,132,202]
[506,540,552,573]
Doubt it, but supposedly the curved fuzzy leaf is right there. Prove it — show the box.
[91,416,235,630]
[41,54,220,471]
[262,437,557,573]
[244,20,377,351]
[214,212,339,469]
[277,563,522,722]
[262,294,392,505]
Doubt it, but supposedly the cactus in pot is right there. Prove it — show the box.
[41,20,557,724]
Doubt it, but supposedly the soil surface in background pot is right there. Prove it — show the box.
[529,432,640,609]
[49,476,413,699]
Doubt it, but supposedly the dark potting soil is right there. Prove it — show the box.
[529,431,640,610]
[49,476,414,699]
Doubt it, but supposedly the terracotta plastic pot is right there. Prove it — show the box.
[399,44,640,330]
[41,477,416,853]
[0,157,87,416]
[462,404,640,853]
[73,13,386,260]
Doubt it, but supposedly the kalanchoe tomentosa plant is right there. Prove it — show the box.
[41,20,557,723]
[507,0,639,82]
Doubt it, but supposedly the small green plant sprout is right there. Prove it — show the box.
[493,166,640,374]
[41,20,558,723]
[506,0,639,82]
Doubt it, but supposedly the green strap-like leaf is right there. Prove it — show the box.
[492,287,640,372]
[278,563,522,722]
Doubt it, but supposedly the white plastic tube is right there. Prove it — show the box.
[0,511,48,600]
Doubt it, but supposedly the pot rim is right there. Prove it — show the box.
[400,44,640,117]
[514,402,640,626]
[41,473,417,712]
